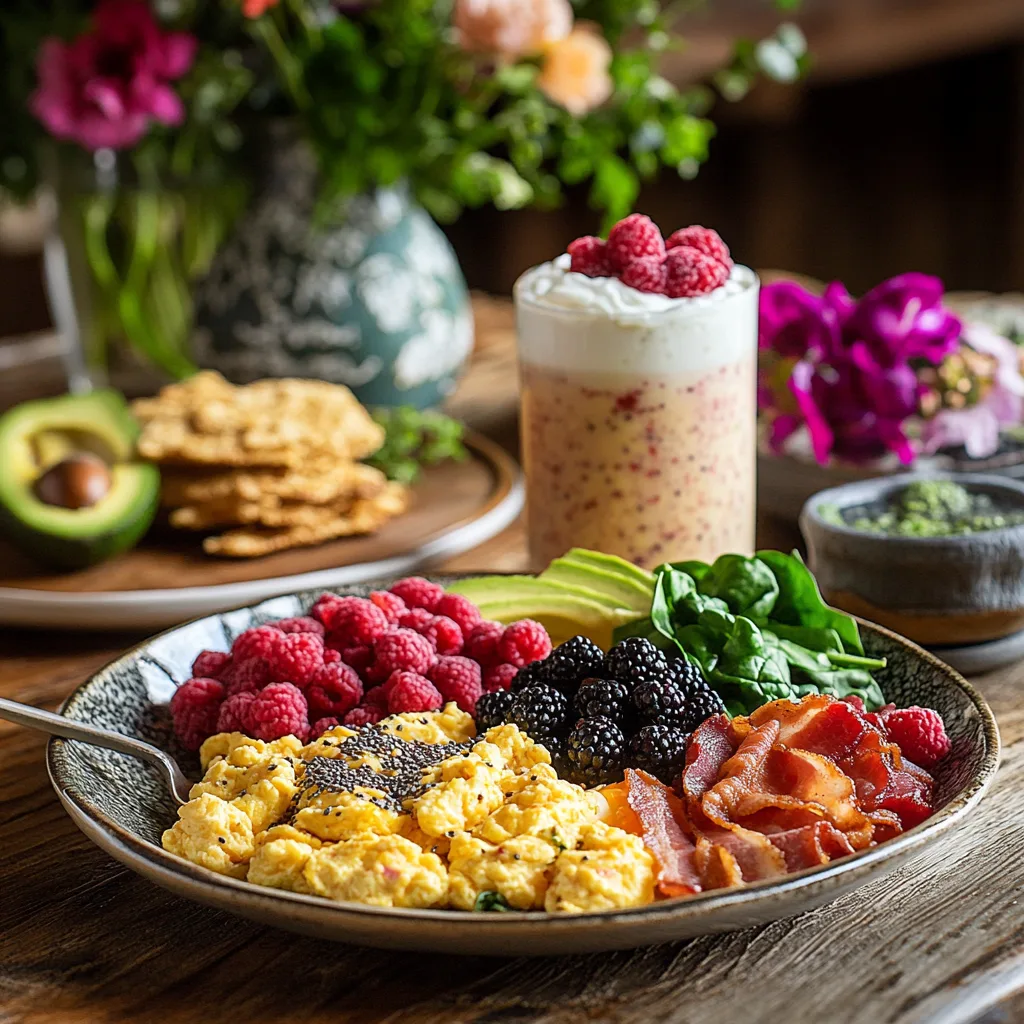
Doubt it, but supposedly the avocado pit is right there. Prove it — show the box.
[33,453,113,510]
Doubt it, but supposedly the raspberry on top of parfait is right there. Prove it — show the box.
[566,214,733,298]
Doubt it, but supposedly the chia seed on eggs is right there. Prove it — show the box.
[285,724,473,818]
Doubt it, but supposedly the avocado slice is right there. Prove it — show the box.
[0,390,160,570]
[447,572,648,650]
[540,556,654,614]
[556,548,657,590]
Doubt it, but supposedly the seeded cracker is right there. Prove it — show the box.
[160,461,387,509]
[133,372,385,466]
[202,482,409,557]
[170,492,387,530]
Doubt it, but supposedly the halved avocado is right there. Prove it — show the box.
[0,390,160,570]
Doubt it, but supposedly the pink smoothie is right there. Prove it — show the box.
[515,258,759,569]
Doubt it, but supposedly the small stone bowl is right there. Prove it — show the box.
[800,473,1024,647]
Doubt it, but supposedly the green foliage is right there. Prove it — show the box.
[0,0,806,222]
[615,551,886,714]
[365,406,468,484]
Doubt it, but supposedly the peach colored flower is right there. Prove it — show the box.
[537,24,613,116]
[243,0,280,17]
[453,0,572,57]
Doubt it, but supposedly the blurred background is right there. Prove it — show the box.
[1,0,1022,354]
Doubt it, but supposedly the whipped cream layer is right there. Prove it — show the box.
[514,255,759,375]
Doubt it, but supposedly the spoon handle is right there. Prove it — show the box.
[0,695,192,805]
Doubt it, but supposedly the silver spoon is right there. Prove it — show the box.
[0,695,191,805]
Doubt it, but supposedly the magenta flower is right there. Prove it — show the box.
[759,274,962,466]
[30,0,196,151]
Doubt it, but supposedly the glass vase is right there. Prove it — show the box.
[42,147,247,397]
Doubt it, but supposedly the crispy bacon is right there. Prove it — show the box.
[625,769,702,897]
[767,822,855,871]
[682,714,736,803]
[623,693,940,902]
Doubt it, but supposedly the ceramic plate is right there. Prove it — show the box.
[47,578,999,955]
[0,433,522,631]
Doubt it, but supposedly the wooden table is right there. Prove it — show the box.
[3,301,1024,1024]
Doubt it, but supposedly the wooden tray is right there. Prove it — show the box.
[0,432,523,631]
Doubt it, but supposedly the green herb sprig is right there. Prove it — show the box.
[365,406,468,484]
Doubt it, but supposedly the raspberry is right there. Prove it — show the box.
[434,593,482,635]
[387,671,444,714]
[248,682,309,741]
[498,619,552,668]
[865,703,897,732]
[310,717,340,739]
[663,246,730,298]
[363,685,390,709]
[323,648,342,665]
[170,678,225,751]
[344,705,383,728]
[398,607,434,631]
[464,620,506,667]
[306,661,363,718]
[224,656,273,696]
[272,616,325,636]
[231,625,282,663]
[217,691,256,734]
[340,645,373,678]
[389,576,444,612]
[484,663,519,692]
[567,235,610,277]
[605,214,665,272]
[370,590,406,624]
[880,706,950,768]
[842,694,867,714]
[317,596,389,646]
[620,255,667,294]
[266,632,325,689]
[192,650,231,680]
[665,225,732,267]
[311,593,343,625]
[369,628,436,681]
[416,615,464,656]
[429,656,483,713]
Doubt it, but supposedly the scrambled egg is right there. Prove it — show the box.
[161,704,655,914]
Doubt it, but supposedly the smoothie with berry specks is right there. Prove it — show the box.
[515,218,759,569]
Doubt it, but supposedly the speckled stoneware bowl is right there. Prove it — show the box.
[801,473,1024,648]
[47,577,999,956]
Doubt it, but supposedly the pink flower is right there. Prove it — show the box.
[30,0,196,151]
[453,0,572,56]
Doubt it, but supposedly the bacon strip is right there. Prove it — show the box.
[767,822,855,871]
[625,769,702,897]
[682,714,736,802]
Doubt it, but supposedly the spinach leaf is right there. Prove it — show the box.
[473,891,511,912]
[666,559,711,583]
[698,554,780,620]
[756,549,865,655]
[766,622,845,654]
[708,617,794,713]
[675,625,720,675]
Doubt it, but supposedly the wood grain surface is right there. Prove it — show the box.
[2,300,1024,1024]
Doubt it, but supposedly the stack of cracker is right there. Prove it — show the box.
[132,372,408,558]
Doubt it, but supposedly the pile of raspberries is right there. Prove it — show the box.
[567,216,733,299]
[168,576,552,750]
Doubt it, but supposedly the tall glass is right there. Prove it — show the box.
[515,261,759,569]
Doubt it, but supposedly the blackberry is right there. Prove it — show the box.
[602,637,668,691]
[510,660,545,693]
[474,689,514,732]
[680,686,726,732]
[627,725,689,784]
[566,716,625,785]
[538,636,606,693]
[666,658,707,698]
[574,678,630,722]
[631,679,687,726]
[509,684,569,741]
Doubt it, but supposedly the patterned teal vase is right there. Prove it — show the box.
[191,142,473,408]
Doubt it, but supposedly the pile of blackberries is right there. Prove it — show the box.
[474,636,725,786]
